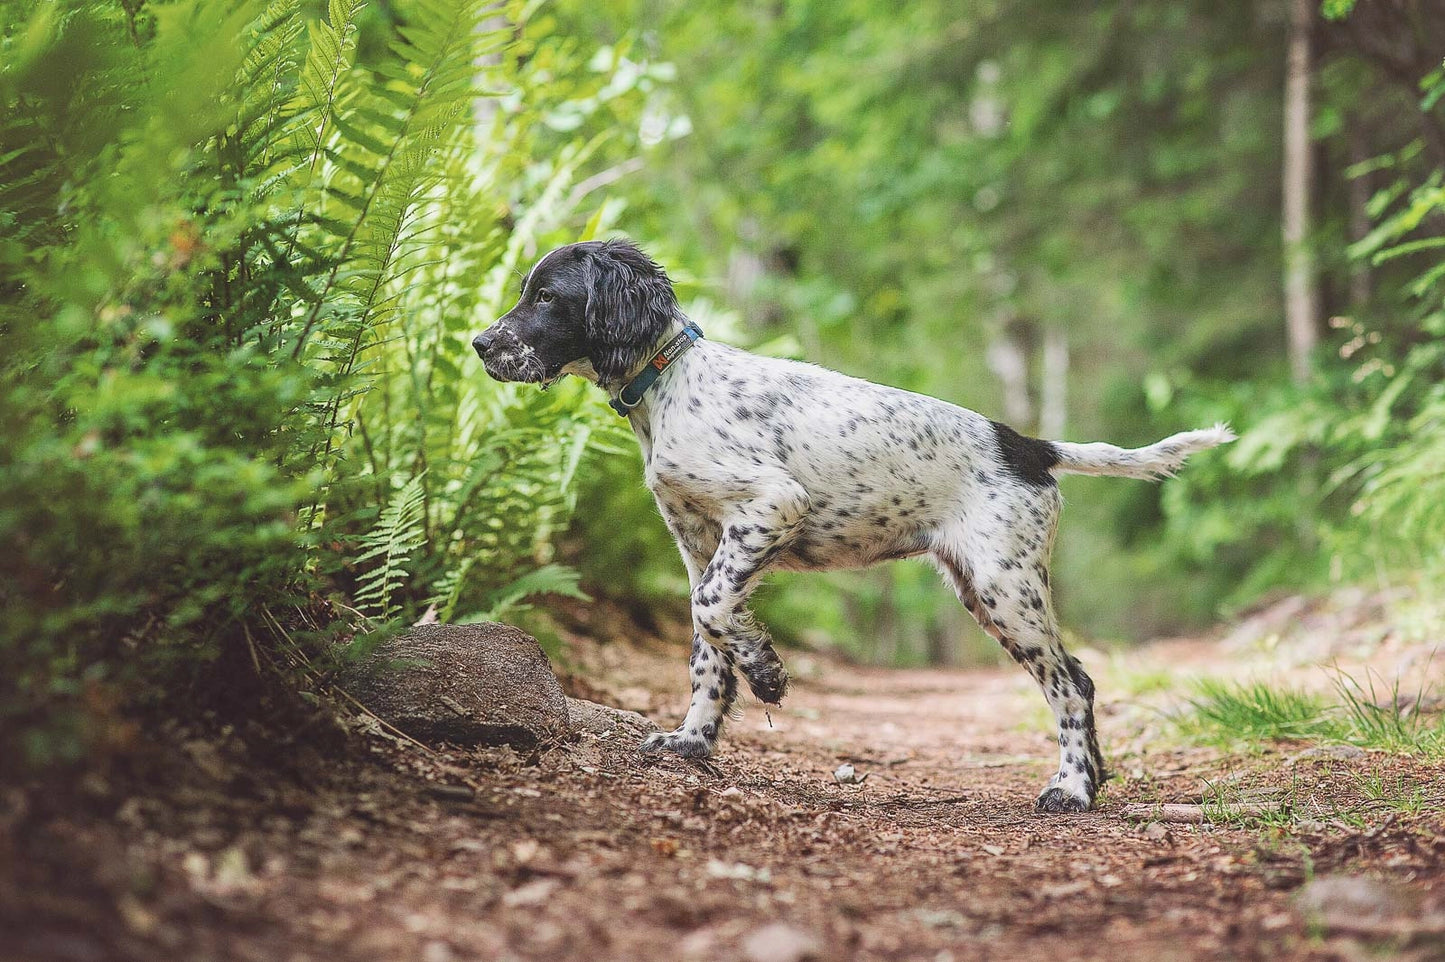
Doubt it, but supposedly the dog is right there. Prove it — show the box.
[472,238,1233,812]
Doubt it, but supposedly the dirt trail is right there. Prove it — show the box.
[7,601,1444,962]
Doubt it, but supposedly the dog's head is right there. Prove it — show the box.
[472,239,679,385]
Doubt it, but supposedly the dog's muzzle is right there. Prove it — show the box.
[472,324,536,383]
[471,330,497,358]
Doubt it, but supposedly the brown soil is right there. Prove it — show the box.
[5,597,1444,962]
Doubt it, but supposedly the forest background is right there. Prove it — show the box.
[3,0,1443,768]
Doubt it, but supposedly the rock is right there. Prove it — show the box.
[1295,876,1416,934]
[833,763,866,785]
[344,623,568,748]
[1288,744,1366,764]
[502,878,561,908]
[741,923,822,962]
[565,697,657,739]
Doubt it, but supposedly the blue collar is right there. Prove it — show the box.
[608,323,704,417]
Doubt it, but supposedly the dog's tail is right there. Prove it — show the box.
[1049,423,1235,481]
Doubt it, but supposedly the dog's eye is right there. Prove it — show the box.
[537,289,553,304]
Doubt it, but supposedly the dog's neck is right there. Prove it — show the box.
[610,316,691,390]
[610,319,702,439]
[558,317,691,392]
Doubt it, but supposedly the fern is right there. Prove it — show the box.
[353,474,428,619]
[457,564,591,625]
[1,0,666,767]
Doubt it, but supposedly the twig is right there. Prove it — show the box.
[243,625,263,676]
[330,686,439,758]
[834,793,970,810]
[1120,802,1281,823]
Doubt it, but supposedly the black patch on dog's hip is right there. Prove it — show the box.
[990,420,1060,486]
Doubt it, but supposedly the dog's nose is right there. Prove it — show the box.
[472,331,495,358]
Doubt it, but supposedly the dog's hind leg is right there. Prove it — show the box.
[932,491,1105,812]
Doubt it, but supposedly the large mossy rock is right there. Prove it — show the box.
[346,623,570,748]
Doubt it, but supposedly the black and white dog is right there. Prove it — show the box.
[473,239,1232,812]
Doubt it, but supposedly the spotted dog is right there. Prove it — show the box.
[472,239,1233,813]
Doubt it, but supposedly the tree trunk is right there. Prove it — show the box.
[985,318,1034,428]
[1283,0,1320,385]
[1347,121,1373,309]
[1038,326,1069,440]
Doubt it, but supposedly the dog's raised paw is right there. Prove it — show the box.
[638,729,714,759]
[1034,786,1092,814]
[740,661,789,705]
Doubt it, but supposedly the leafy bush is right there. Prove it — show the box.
[0,0,655,767]
[1161,66,1445,603]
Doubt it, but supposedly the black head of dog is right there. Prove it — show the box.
[472,239,679,386]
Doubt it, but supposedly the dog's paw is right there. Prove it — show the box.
[638,728,714,759]
[739,657,789,705]
[1034,785,1093,814]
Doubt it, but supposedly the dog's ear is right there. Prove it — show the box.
[583,240,678,382]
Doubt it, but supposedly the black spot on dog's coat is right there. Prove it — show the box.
[990,420,1060,487]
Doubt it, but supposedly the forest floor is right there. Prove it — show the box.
[5,590,1445,962]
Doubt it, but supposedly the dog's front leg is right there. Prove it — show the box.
[639,632,738,758]
[640,478,809,759]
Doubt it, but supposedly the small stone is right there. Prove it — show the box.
[502,878,560,908]
[706,860,771,883]
[910,908,967,929]
[1289,744,1366,764]
[833,763,866,785]
[565,697,657,739]
[741,922,822,962]
[1295,875,1414,932]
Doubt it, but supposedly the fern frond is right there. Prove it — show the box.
[353,473,428,618]
[457,564,590,625]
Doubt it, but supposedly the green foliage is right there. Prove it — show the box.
[538,0,1445,656]
[1183,675,1445,758]
[354,474,428,620]
[1163,61,1445,599]
[0,0,659,767]
[1186,681,1333,743]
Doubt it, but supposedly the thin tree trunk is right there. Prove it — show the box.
[1284,0,1321,552]
[926,601,963,668]
[1347,121,1373,308]
[985,319,1034,428]
[1283,0,1320,385]
[1038,326,1069,440]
